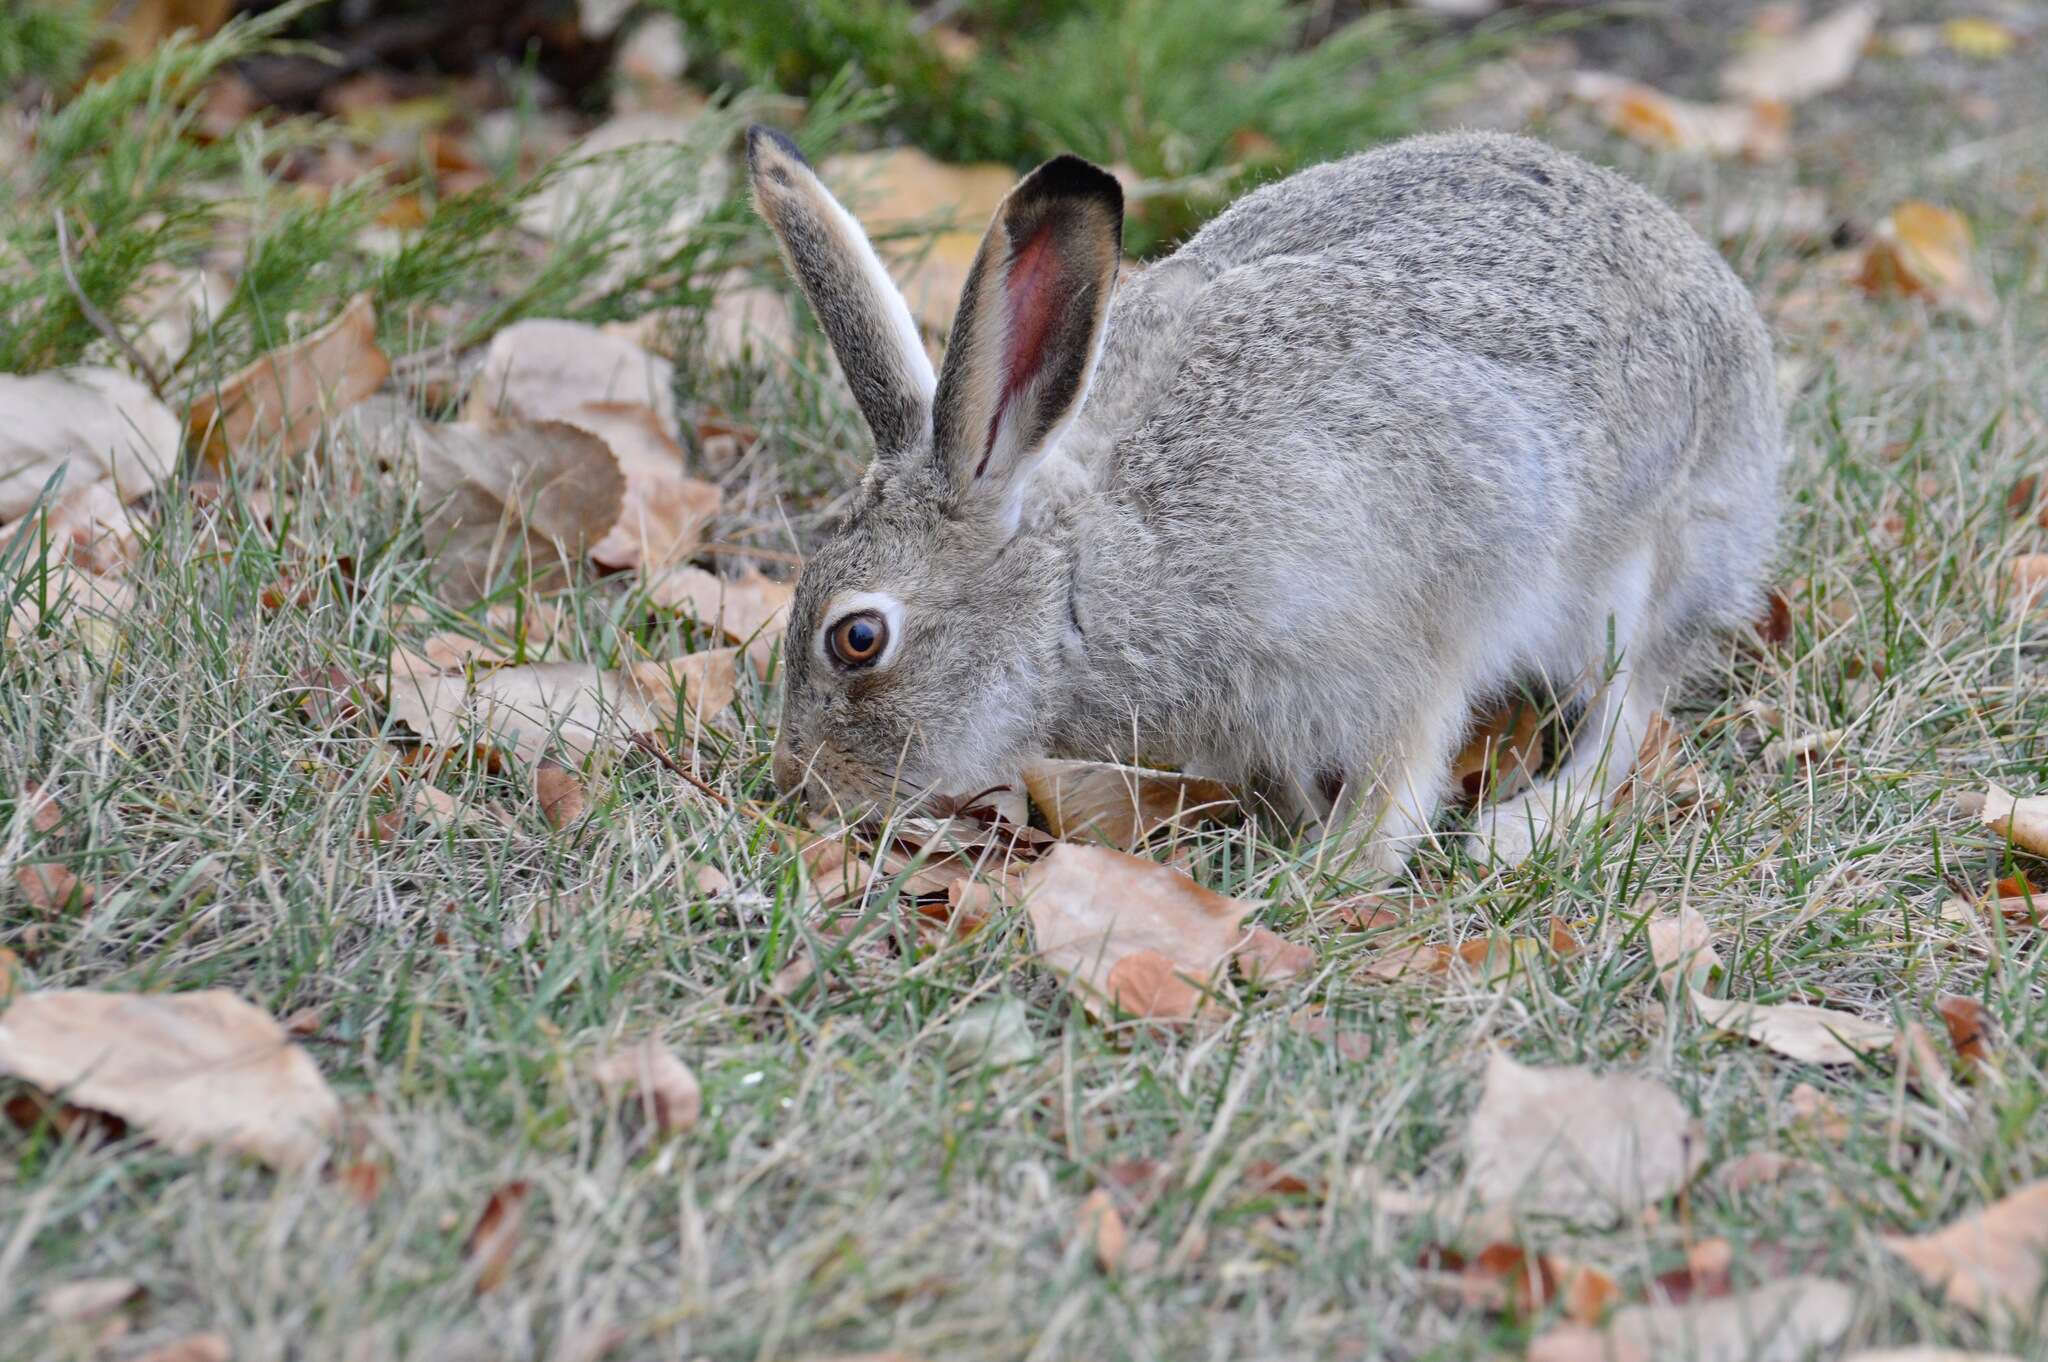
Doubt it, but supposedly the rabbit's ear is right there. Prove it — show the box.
[747,125,937,454]
[931,155,1123,517]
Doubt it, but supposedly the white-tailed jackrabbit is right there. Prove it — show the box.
[752,126,1782,872]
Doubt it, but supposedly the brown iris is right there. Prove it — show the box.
[828,611,887,668]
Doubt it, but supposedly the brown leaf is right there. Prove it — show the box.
[1076,1187,1127,1273]
[1936,996,1993,1069]
[0,367,180,526]
[14,861,93,912]
[0,989,340,1169]
[1719,2,1876,103]
[40,1276,143,1323]
[591,1038,701,1136]
[535,763,588,830]
[1647,1236,1735,1305]
[645,565,794,672]
[1788,1082,1850,1143]
[1882,1180,2048,1319]
[0,947,20,1003]
[1755,588,1794,646]
[1978,783,2048,857]
[1463,1052,1703,1226]
[1452,701,1544,804]
[1232,927,1316,987]
[22,780,62,835]
[464,1180,531,1295]
[463,319,680,440]
[1022,759,1236,847]
[1286,1006,1373,1061]
[133,1334,232,1362]
[1327,894,1405,932]
[1856,203,1997,325]
[1569,73,1788,160]
[1101,950,1209,1021]
[1019,843,1256,1021]
[1716,1150,1811,1193]
[189,294,389,465]
[388,652,735,767]
[573,403,721,572]
[2008,555,2048,613]
[1528,1277,1855,1362]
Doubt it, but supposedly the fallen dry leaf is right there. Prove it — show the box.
[1365,930,1571,986]
[1720,2,1876,103]
[464,1180,531,1295]
[1019,843,1256,1022]
[1286,1006,1373,1062]
[1463,1051,1703,1225]
[132,1334,232,1362]
[1760,728,1847,767]
[1021,759,1236,848]
[592,1037,701,1136]
[0,946,21,1002]
[1856,203,1997,325]
[1570,72,1788,161]
[1882,1180,2048,1319]
[188,293,389,464]
[463,319,681,441]
[645,565,794,672]
[1978,782,2048,857]
[0,366,180,522]
[0,989,340,1169]
[1076,1187,1127,1273]
[1233,927,1316,987]
[2008,554,2048,612]
[14,860,93,912]
[1452,701,1544,804]
[1788,1082,1850,1143]
[1715,1150,1811,1193]
[388,650,737,767]
[4,562,136,644]
[1651,904,1894,1063]
[1936,996,1993,1070]
[535,763,588,829]
[572,402,721,572]
[0,477,147,576]
[1528,1276,1856,1362]
[40,1276,143,1323]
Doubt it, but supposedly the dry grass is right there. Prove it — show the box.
[5,14,2048,1362]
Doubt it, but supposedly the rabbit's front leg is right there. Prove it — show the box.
[1320,690,1466,881]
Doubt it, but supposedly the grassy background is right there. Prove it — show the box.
[4,1,2048,1359]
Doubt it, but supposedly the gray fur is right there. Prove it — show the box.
[758,130,1783,871]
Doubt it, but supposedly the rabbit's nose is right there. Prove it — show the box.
[771,740,803,798]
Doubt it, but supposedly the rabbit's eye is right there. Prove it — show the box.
[828,611,888,668]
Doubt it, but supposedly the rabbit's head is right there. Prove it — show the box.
[746,127,1123,819]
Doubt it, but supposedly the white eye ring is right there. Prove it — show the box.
[816,591,905,673]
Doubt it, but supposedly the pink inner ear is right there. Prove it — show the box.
[978,220,1063,473]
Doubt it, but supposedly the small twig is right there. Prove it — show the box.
[52,208,167,398]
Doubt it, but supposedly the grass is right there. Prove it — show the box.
[5,3,2048,1360]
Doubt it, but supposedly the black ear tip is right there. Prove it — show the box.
[1028,154,1124,212]
[746,124,810,173]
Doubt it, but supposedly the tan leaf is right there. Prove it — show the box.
[1232,927,1316,987]
[1936,996,1993,1070]
[1528,1277,1856,1362]
[464,1180,531,1295]
[5,562,136,643]
[40,1276,142,1323]
[1646,905,1721,993]
[1022,759,1236,848]
[591,1037,701,1136]
[1977,783,2048,857]
[645,565,794,672]
[0,989,340,1169]
[1451,701,1544,804]
[22,779,63,834]
[2006,554,2048,613]
[388,652,732,767]
[1075,1187,1127,1273]
[1101,950,1210,1021]
[535,764,588,829]
[189,294,388,464]
[133,1334,232,1362]
[1856,203,1996,325]
[0,946,20,1003]
[0,366,180,521]
[1463,1051,1703,1225]
[0,479,144,575]
[1882,1180,2048,1319]
[1720,2,1877,103]
[1693,994,1895,1065]
[1286,1006,1373,1062]
[1716,1150,1810,1193]
[1761,728,1847,767]
[572,403,721,572]
[1570,73,1788,160]
[1018,843,1257,1021]
[14,861,93,912]
[464,321,679,440]
[1789,1082,1850,1143]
